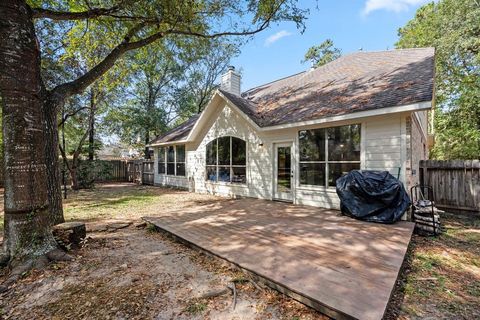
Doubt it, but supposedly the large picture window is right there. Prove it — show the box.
[206,136,246,183]
[299,124,360,187]
[157,145,186,176]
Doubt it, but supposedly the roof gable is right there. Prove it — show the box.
[150,48,434,145]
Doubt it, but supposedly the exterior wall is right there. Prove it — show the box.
[154,174,188,189]
[188,103,272,199]
[295,114,405,209]
[153,147,189,189]
[405,111,429,190]
[364,115,405,180]
[153,104,414,211]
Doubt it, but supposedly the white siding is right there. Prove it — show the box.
[364,115,405,181]
[190,103,272,199]
[154,105,409,210]
[413,110,428,138]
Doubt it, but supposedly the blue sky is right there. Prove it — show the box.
[232,0,432,90]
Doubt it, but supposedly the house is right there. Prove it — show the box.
[148,48,434,209]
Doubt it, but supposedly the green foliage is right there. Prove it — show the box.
[105,38,239,154]
[303,39,341,67]
[77,160,112,189]
[396,0,480,159]
[185,301,207,314]
[30,0,307,156]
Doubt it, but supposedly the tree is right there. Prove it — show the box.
[58,94,98,190]
[0,0,308,265]
[106,42,188,158]
[396,0,480,159]
[181,39,240,114]
[107,38,238,156]
[302,39,341,68]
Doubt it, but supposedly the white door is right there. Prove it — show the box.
[274,143,293,202]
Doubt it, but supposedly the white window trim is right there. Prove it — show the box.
[298,124,362,189]
[158,145,186,177]
[205,136,247,185]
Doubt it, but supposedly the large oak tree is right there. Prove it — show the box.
[0,0,307,265]
[396,0,480,159]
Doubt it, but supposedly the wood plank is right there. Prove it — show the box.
[144,198,414,320]
[419,160,480,213]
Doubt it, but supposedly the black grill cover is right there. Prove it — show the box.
[336,170,411,224]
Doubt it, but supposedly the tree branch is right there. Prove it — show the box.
[73,126,91,162]
[51,2,278,99]
[58,143,72,172]
[31,6,120,21]
[52,25,165,98]
[58,106,90,127]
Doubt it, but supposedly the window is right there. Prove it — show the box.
[299,124,360,187]
[176,145,186,176]
[167,146,175,175]
[206,136,246,183]
[157,145,186,176]
[158,147,165,174]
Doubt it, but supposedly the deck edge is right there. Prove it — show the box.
[143,216,356,320]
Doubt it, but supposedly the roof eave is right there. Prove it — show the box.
[260,100,433,131]
[149,98,433,148]
[147,139,189,147]
[185,90,262,143]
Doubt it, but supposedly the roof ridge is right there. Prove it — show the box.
[242,70,307,95]
[342,47,435,56]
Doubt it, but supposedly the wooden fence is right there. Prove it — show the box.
[125,159,154,185]
[0,159,155,188]
[419,160,480,214]
[95,160,129,182]
[141,161,154,185]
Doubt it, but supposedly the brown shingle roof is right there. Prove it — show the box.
[149,115,199,144]
[152,48,434,143]
[229,48,435,127]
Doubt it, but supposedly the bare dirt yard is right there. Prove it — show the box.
[0,184,326,320]
[0,183,478,319]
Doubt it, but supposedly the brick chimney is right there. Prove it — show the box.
[220,66,241,96]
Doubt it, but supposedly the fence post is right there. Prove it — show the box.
[419,160,425,187]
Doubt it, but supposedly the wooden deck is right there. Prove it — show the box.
[144,198,414,320]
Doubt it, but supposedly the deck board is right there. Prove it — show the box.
[144,198,414,320]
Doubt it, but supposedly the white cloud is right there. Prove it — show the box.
[264,30,292,47]
[362,0,432,15]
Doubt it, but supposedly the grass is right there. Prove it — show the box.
[60,183,217,224]
[145,223,158,233]
[392,211,480,319]
[0,183,218,233]
[184,301,207,314]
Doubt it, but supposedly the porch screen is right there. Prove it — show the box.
[158,147,166,174]
[206,136,246,183]
[157,145,186,176]
[299,124,360,187]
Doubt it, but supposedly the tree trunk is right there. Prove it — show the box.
[70,164,79,190]
[44,95,64,225]
[88,88,95,161]
[144,131,150,159]
[0,0,57,259]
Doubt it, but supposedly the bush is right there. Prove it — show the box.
[77,160,113,189]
